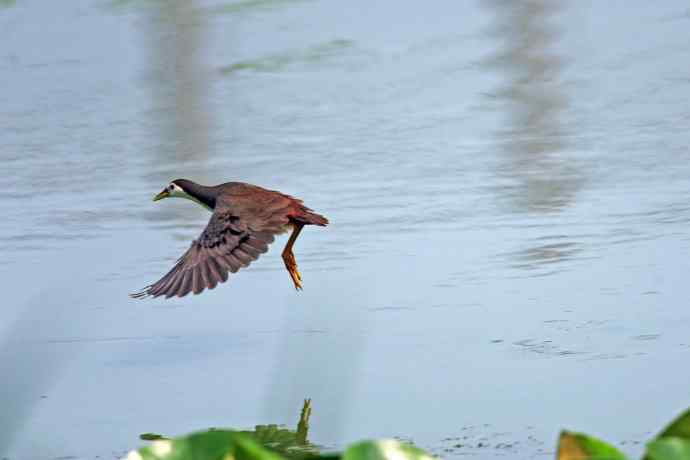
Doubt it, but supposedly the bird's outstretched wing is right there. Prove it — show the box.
[131,194,291,299]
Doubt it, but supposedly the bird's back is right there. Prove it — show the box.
[217,182,328,227]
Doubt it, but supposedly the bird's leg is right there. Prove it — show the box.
[282,223,304,290]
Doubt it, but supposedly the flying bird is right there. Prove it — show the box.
[131,179,328,298]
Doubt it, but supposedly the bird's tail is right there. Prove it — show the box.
[293,206,329,226]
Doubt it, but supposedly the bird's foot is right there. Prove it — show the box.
[282,251,303,291]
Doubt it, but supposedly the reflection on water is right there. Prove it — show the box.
[220,39,356,75]
[507,240,582,270]
[483,0,582,214]
[482,0,588,276]
[142,0,215,240]
[148,0,211,168]
[205,0,313,16]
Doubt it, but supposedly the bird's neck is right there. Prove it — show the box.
[180,182,217,211]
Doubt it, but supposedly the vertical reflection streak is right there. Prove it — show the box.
[484,0,581,214]
[144,0,214,235]
[483,0,587,270]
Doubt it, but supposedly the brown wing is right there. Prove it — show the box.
[221,182,329,228]
[130,193,291,299]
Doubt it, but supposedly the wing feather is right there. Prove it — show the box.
[165,272,184,299]
[199,261,211,289]
[178,270,193,297]
[209,258,226,284]
[191,267,202,295]
[131,193,292,299]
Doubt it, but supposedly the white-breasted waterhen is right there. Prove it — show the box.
[131,179,328,298]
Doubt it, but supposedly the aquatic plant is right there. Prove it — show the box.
[557,406,690,460]
[125,402,690,460]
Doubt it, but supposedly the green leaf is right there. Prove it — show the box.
[656,408,690,441]
[556,431,628,460]
[124,430,286,460]
[646,438,690,460]
[642,408,690,460]
[341,440,433,460]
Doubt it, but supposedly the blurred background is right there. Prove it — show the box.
[1,0,690,459]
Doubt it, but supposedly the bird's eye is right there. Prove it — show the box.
[168,185,174,191]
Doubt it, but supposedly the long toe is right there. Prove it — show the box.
[287,262,303,290]
[283,253,303,290]
[291,268,303,290]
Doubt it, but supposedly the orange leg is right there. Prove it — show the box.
[282,223,304,290]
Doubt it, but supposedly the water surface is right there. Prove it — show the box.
[1,1,690,459]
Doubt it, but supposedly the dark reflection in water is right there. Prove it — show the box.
[142,0,215,239]
[219,39,356,75]
[509,240,582,269]
[204,0,314,16]
[482,0,589,275]
[483,0,582,214]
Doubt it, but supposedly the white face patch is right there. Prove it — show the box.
[167,183,188,199]
[167,183,212,211]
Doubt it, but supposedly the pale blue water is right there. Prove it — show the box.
[1,1,690,459]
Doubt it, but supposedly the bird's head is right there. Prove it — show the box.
[153,179,188,202]
[153,179,215,211]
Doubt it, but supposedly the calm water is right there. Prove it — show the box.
[1,1,690,459]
